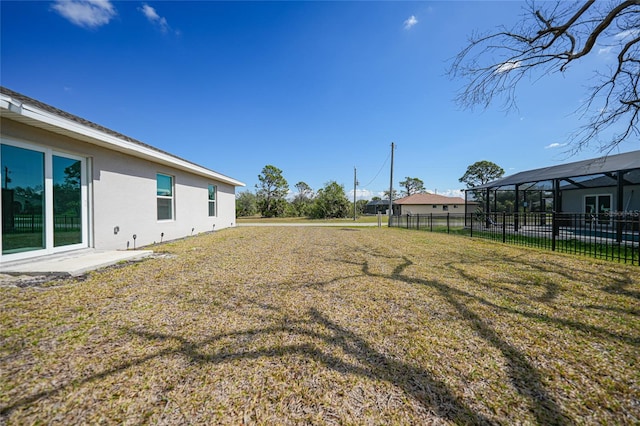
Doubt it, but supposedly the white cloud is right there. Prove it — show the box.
[614,28,640,39]
[428,189,465,198]
[347,188,380,201]
[52,0,116,28]
[598,46,613,55]
[139,3,170,33]
[404,15,418,30]
[443,189,465,198]
[494,61,521,74]
[545,142,567,149]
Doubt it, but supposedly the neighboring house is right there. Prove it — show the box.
[363,199,397,215]
[468,150,640,215]
[1,87,245,262]
[394,193,473,215]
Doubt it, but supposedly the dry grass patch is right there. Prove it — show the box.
[1,227,639,424]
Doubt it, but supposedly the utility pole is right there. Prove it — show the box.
[388,142,395,223]
[4,166,11,189]
[353,167,357,221]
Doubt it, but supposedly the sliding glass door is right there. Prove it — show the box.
[1,144,45,254]
[1,141,88,258]
[585,194,611,226]
[53,155,83,247]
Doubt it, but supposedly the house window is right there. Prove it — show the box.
[208,184,217,217]
[157,174,174,221]
[453,205,458,209]
[432,205,437,208]
[443,205,449,211]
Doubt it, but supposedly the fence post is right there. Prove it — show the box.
[430,213,433,232]
[469,213,473,238]
[447,213,450,234]
[417,214,420,230]
[637,213,640,266]
[551,212,557,251]
[502,212,506,243]
[635,213,640,266]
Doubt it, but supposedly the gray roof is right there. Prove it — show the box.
[472,150,640,190]
[2,86,166,154]
[365,199,395,206]
[0,86,245,186]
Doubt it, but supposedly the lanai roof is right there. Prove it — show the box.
[472,150,640,190]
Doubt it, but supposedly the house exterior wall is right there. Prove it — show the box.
[92,152,237,250]
[398,204,468,215]
[561,185,640,213]
[1,118,238,254]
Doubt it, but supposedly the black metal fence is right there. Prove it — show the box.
[389,212,639,266]
[3,214,81,233]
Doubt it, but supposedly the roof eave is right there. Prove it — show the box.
[469,150,640,191]
[0,93,245,187]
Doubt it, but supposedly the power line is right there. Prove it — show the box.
[360,150,391,188]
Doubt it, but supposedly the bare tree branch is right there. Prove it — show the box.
[449,0,640,153]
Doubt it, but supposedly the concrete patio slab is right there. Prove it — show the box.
[0,249,154,277]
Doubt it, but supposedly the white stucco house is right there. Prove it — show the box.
[0,87,245,262]
[395,193,474,215]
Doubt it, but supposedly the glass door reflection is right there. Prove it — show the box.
[53,155,82,247]
[1,144,46,254]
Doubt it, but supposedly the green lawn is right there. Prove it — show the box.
[1,227,638,424]
[237,215,388,224]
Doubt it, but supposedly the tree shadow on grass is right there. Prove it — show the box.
[602,273,640,301]
[131,309,492,423]
[347,242,638,422]
[438,257,640,346]
[1,308,492,424]
[4,237,636,423]
[339,246,576,425]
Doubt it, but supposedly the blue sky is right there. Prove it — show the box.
[1,1,637,199]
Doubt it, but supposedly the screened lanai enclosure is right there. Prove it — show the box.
[391,151,639,265]
[467,151,639,215]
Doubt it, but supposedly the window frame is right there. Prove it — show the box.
[156,173,174,221]
[1,138,88,260]
[208,184,217,217]
[584,193,612,225]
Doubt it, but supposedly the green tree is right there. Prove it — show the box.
[255,165,289,218]
[290,181,314,217]
[399,177,426,197]
[53,162,81,217]
[459,161,505,188]
[382,189,400,201]
[310,181,350,219]
[449,1,639,153]
[353,199,369,216]
[235,191,257,217]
